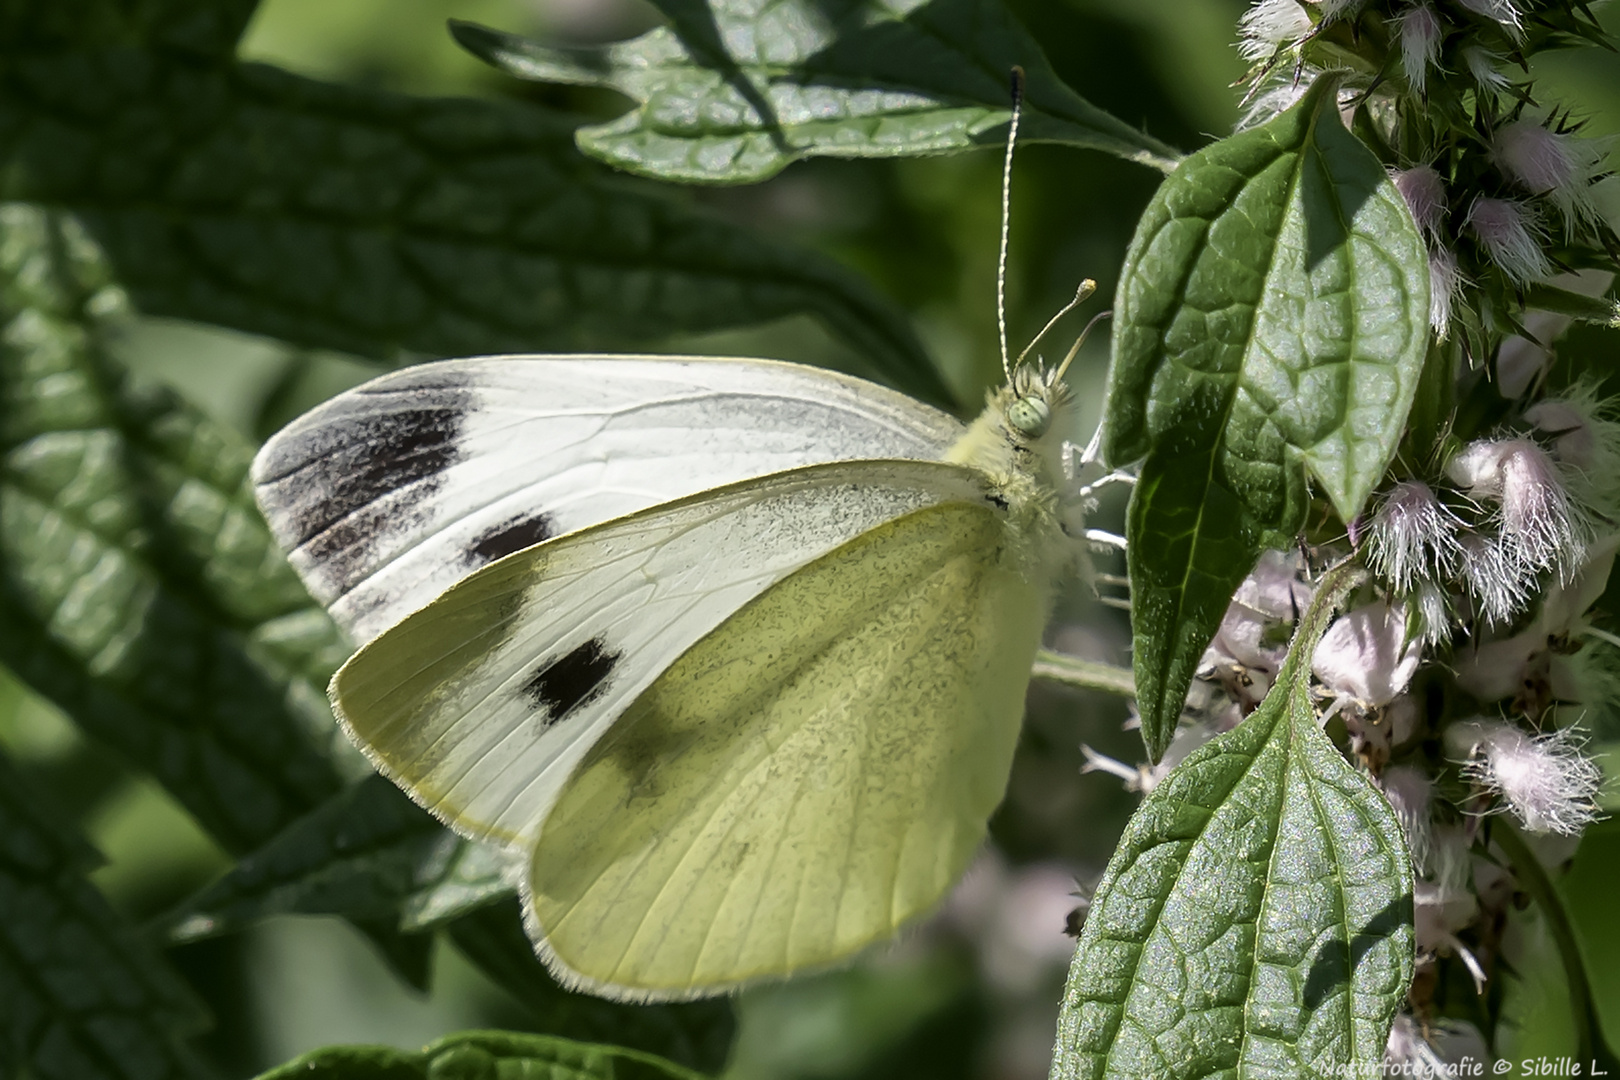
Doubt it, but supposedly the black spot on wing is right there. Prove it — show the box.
[524,637,620,721]
[467,511,556,568]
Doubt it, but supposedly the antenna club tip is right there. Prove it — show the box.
[1075,279,1097,302]
[1010,65,1025,99]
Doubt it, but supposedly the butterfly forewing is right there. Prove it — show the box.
[254,356,964,644]
[524,495,1047,1000]
[329,460,1000,849]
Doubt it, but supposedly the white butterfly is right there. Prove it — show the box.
[252,348,1089,1001]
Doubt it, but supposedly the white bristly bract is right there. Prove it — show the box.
[1239,0,1313,61]
[1394,5,1443,94]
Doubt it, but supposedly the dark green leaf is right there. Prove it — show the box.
[0,31,948,405]
[452,0,1181,185]
[162,776,493,941]
[1104,79,1430,759]
[446,901,736,1076]
[1524,282,1620,326]
[0,750,210,1080]
[163,781,732,1075]
[162,772,515,946]
[1050,566,1414,1080]
[0,202,346,852]
[0,0,256,57]
[252,1029,708,1080]
[1125,448,1266,761]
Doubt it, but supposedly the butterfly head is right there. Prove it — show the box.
[1003,362,1073,445]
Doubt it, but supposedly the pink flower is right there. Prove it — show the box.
[1312,602,1423,707]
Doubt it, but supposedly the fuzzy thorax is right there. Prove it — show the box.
[944,364,1076,582]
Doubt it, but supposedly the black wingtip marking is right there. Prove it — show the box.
[524,637,621,721]
[284,379,474,551]
[468,511,556,567]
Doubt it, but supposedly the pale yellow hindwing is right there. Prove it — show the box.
[526,501,1045,1000]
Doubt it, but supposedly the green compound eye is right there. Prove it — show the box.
[1007,395,1050,438]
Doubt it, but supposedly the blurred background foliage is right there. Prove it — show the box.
[4,0,1620,1077]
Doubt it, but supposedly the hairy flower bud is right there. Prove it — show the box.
[1458,0,1523,35]
[1462,45,1511,91]
[1365,480,1462,592]
[1447,438,1584,580]
[1458,532,1531,625]
[1465,197,1553,286]
[1449,719,1602,836]
[1491,118,1608,237]
[1393,165,1447,237]
[1381,764,1436,870]
[1429,246,1462,332]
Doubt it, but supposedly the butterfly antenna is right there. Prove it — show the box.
[1014,278,1097,371]
[997,66,1025,383]
[1054,308,1112,381]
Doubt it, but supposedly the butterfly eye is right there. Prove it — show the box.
[1007,395,1051,438]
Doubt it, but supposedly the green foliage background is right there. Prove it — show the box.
[4,0,1620,1078]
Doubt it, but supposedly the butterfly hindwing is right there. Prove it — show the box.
[524,493,1047,1000]
[254,356,964,643]
[329,459,1002,849]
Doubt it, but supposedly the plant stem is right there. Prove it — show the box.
[1030,650,1135,697]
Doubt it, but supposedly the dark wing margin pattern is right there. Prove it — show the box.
[254,374,475,599]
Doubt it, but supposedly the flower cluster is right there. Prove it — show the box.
[1077,0,1620,1069]
[1238,0,1618,343]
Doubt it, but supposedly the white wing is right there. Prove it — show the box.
[253,355,963,643]
[329,459,999,847]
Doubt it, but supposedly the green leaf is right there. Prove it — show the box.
[1124,450,1267,764]
[1495,823,1620,1075]
[162,775,511,942]
[1050,566,1414,1080]
[1104,79,1430,759]
[162,779,733,1073]
[0,202,347,852]
[0,0,257,57]
[451,0,1181,185]
[0,750,210,1080]
[0,27,949,407]
[252,1029,708,1080]
[445,901,736,1076]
